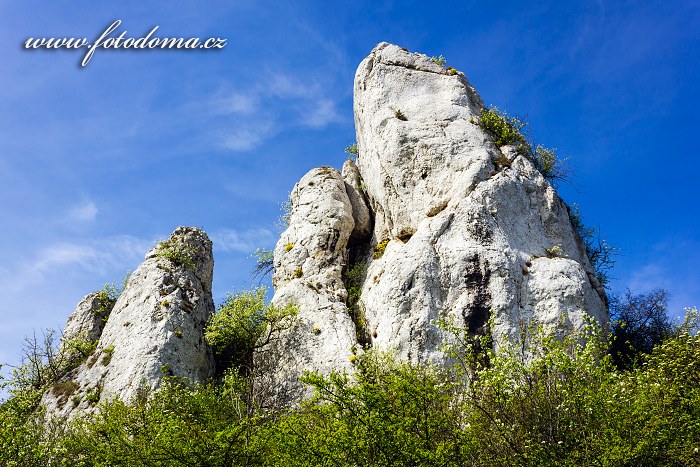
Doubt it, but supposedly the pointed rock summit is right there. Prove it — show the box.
[42,227,216,418]
[265,42,608,390]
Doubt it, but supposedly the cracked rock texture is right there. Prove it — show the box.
[265,42,608,385]
[268,167,360,399]
[42,227,216,419]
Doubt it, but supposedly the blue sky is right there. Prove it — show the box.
[1,0,699,378]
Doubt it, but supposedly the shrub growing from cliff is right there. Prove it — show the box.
[477,106,569,185]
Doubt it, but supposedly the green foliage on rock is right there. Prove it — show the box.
[156,237,196,271]
[568,203,617,289]
[344,142,358,163]
[251,247,274,281]
[477,106,570,185]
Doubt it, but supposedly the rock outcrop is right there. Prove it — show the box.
[42,227,216,419]
[268,167,360,400]
[264,42,608,388]
[44,43,609,414]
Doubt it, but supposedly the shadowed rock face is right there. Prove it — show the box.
[265,42,608,389]
[42,226,216,419]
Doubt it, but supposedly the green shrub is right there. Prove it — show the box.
[431,54,447,67]
[345,262,369,344]
[478,106,529,149]
[156,238,196,271]
[345,143,359,163]
[477,106,571,184]
[204,286,298,374]
[609,288,673,370]
[94,271,129,317]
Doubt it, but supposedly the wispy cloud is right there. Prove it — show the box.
[0,235,150,293]
[68,200,98,223]
[219,121,275,151]
[301,98,343,128]
[210,227,276,254]
[207,71,344,151]
[210,92,258,115]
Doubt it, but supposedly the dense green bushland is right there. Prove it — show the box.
[2,305,698,466]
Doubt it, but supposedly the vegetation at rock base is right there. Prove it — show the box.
[2,300,698,466]
[609,288,674,370]
[205,286,298,375]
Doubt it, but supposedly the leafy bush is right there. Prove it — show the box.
[3,306,699,466]
[478,106,529,149]
[156,238,196,270]
[204,286,298,375]
[345,262,369,344]
[344,143,358,163]
[477,106,570,184]
[431,54,447,66]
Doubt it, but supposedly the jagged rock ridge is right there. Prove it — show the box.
[266,42,608,391]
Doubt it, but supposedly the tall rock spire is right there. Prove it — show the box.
[42,226,216,418]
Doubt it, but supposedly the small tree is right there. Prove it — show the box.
[205,287,298,375]
[609,288,673,370]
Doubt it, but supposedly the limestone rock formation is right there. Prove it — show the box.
[42,227,216,418]
[42,43,610,414]
[268,167,360,399]
[58,291,113,354]
[265,42,608,386]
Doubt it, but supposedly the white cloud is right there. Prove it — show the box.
[68,200,98,222]
[210,227,275,254]
[209,72,343,151]
[219,122,275,151]
[302,98,343,128]
[211,92,257,115]
[267,73,319,99]
[0,235,150,293]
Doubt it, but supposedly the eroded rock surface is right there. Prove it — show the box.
[268,167,360,399]
[265,42,608,380]
[42,227,216,419]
